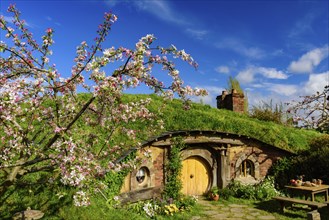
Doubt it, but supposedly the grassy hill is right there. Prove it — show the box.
[0,93,322,219]
[122,93,321,153]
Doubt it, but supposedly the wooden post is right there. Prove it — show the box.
[219,149,227,188]
[244,160,247,177]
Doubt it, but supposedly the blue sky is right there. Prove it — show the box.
[1,0,328,107]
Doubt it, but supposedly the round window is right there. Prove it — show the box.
[136,167,147,184]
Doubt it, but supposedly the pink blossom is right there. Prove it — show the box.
[46,28,53,34]
[54,127,63,133]
[0,5,208,208]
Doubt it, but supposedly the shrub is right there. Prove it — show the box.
[218,187,234,200]
[176,195,198,211]
[256,177,280,200]
[268,156,297,188]
[300,135,329,183]
[309,134,329,151]
[163,137,184,200]
[125,195,198,218]
[208,186,219,196]
[103,169,130,206]
[127,201,148,217]
[250,100,292,125]
[143,201,160,218]
[269,135,329,187]
[227,177,279,201]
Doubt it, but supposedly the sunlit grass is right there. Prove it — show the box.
[1,93,324,219]
[125,93,321,152]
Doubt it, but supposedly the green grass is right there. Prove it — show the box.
[54,196,328,220]
[47,193,205,220]
[3,185,328,220]
[123,93,321,152]
[1,93,324,219]
[56,197,146,220]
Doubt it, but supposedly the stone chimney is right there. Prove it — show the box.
[216,89,245,113]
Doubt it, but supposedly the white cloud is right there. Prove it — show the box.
[250,84,264,89]
[288,13,315,39]
[185,28,208,40]
[216,38,265,60]
[236,68,255,84]
[303,71,329,94]
[132,0,188,25]
[288,46,329,73]
[104,0,186,25]
[265,83,298,96]
[104,0,120,7]
[105,0,210,42]
[190,86,224,107]
[215,66,230,74]
[236,66,288,84]
[246,90,293,110]
[257,67,288,79]
[190,82,299,109]
[271,49,284,56]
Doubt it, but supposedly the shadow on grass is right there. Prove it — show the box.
[0,183,74,220]
[254,200,329,220]
[254,200,306,219]
[319,206,329,220]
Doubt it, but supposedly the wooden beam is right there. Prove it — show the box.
[119,186,163,204]
[152,136,245,146]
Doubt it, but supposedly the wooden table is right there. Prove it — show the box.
[285,184,329,202]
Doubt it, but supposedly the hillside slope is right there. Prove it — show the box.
[123,94,321,152]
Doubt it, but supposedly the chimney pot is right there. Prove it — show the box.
[217,89,245,113]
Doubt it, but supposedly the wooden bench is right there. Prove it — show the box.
[273,196,326,212]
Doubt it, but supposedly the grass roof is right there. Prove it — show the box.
[122,94,321,153]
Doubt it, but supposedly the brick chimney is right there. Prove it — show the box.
[216,89,245,113]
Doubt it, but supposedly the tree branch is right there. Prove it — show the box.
[42,96,96,150]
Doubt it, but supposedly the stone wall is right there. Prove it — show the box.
[229,144,287,181]
[153,147,165,187]
[119,130,292,201]
[121,146,165,193]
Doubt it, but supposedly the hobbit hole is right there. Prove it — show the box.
[118,83,291,202]
[118,131,291,202]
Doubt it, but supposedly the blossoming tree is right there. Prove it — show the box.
[0,5,207,206]
[288,85,329,133]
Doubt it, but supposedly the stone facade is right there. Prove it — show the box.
[216,89,245,113]
[153,149,165,187]
[119,131,291,202]
[124,147,165,192]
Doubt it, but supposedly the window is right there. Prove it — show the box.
[136,167,148,184]
[240,159,254,177]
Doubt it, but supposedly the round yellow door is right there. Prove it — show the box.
[181,156,210,195]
